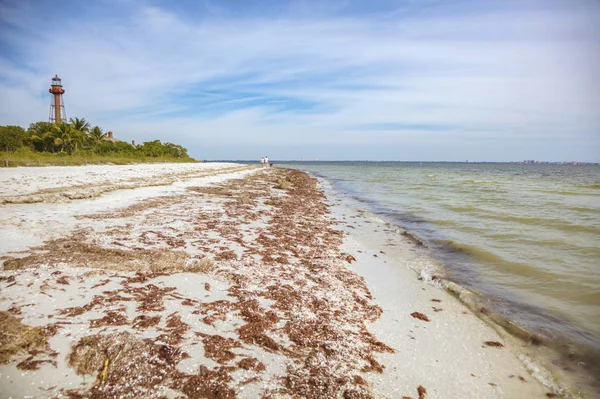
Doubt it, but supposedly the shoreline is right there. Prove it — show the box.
[294,166,600,397]
[279,162,600,358]
[313,175,597,398]
[0,164,587,398]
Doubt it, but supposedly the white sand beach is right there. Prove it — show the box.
[0,164,572,398]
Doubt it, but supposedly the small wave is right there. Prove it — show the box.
[514,238,600,253]
[533,189,600,197]
[577,183,600,190]
[491,214,551,225]
[433,240,583,285]
[405,256,445,286]
[364,214,388,225]
[486,232,523,240]
[431,219,456,226]
[479,188,507,193]
[518,355,565,396]
[554,223,600,235]
[446,204,486,213]
[567,206,600,214]
[435,240,507,264]
[472,214,600,236]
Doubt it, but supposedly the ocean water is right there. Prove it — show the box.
[279,162,600,357]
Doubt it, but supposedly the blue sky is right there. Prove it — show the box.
[0,0,598,161]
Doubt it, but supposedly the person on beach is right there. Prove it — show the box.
[264,156,269,167]
[260,157,264,166]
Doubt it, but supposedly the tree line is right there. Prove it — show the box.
[0,118,191,159]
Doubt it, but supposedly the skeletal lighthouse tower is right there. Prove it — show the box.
[48,75,66,124]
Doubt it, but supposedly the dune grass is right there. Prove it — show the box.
[0,148,197,167]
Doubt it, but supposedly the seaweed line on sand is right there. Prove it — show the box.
[1,168,393,398]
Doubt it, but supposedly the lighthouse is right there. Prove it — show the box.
[48,75,66,124]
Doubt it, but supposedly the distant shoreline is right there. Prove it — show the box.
[209,160,600,165]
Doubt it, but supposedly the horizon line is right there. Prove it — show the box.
[205,160,600,164]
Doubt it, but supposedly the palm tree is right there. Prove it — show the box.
[69,117,91,133]
[89,126,105,144]
[51,123,73,153]
[89,126,106,153]
[27,121,54,152]
[40,131,55,152]
[68,117,91,153]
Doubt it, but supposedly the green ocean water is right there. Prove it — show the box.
[280,162,600,352]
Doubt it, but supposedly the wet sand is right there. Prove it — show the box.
[0,164,576,398]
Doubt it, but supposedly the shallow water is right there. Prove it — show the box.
[280,162,600,354]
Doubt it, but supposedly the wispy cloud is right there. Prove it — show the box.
[0,0,598,161]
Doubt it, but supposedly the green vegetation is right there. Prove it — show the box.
[0,118,196,167]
